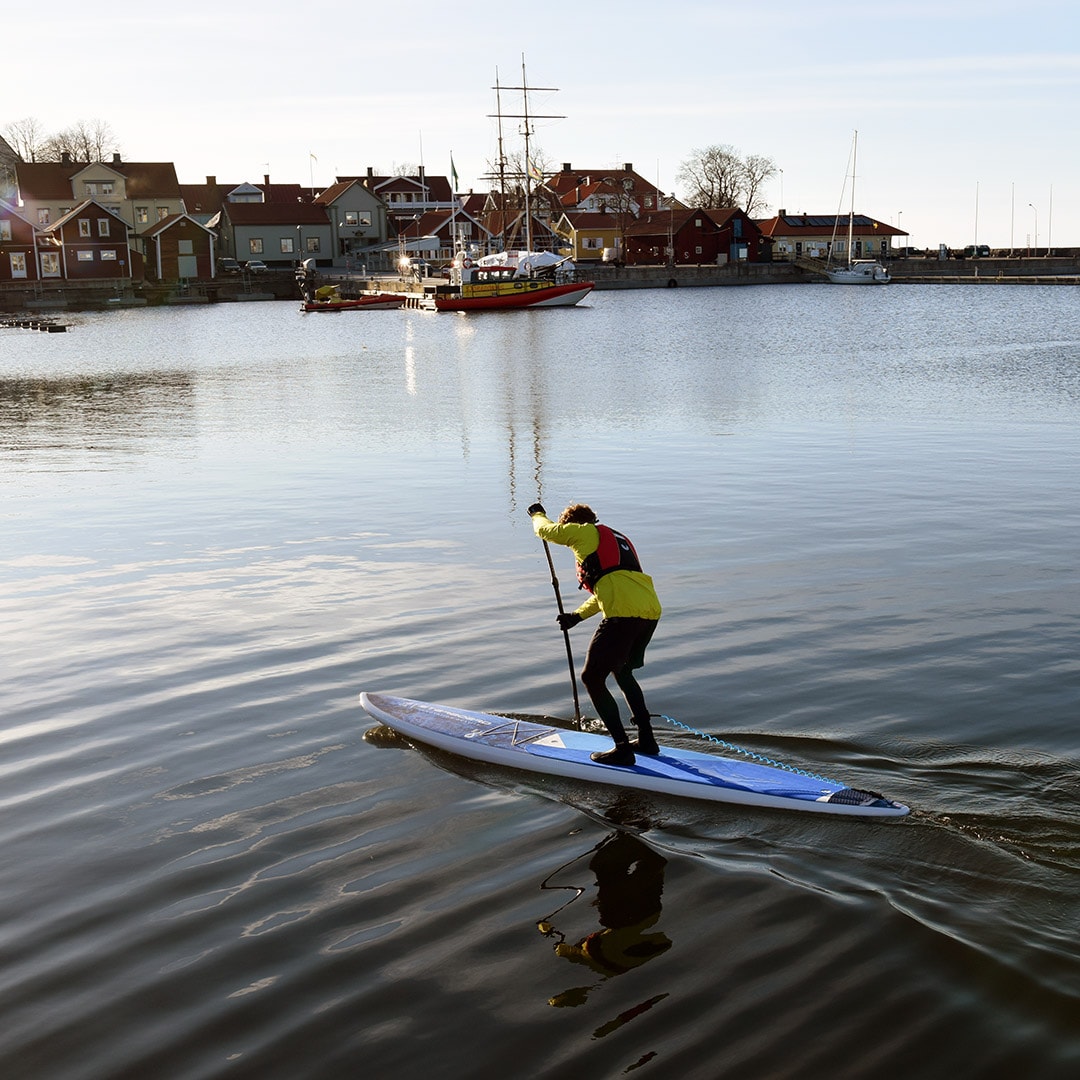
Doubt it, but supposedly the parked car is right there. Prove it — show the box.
[245,260,269,274]
[217,257,242,275]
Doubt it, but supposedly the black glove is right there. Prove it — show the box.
[527,502,546,517]
[557,612,583,631]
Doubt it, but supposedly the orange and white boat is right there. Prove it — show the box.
[433,251,593,312]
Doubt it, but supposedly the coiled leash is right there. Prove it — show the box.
[652,712,843,787]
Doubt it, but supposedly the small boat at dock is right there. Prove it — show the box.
[301,285,405,311]
[433,251,593,311]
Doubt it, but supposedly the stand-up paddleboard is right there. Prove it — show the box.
[359,693,909,818]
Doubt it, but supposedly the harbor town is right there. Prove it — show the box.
[2,139,1079,310]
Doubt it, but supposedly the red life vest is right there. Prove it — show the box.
[577,525,642,592]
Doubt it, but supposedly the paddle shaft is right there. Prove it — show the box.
[542,539,582,725]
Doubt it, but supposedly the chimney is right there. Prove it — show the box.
[779,209,787,217]
[623,162,632,171]
[207,175,216,186]
[562,163,571,171]
[264,174,270,187]
[61,151,72,167]
[112,152,122,165]
[367,166,374,178]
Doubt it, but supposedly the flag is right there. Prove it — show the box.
[450,153,459,191]
[528,158,543,184]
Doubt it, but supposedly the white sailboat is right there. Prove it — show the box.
[826,130,890,285]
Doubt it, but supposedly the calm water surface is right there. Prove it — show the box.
[2,285,1079,1079]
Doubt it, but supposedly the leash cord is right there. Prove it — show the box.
[653,713,841,786]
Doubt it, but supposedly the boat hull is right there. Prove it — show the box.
[435,280,594,311]
[301,293,405,311]
[825,263,891,285]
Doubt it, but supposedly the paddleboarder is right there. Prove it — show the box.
[528,502,662,766]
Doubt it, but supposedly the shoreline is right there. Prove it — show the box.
[3,255,1079,312]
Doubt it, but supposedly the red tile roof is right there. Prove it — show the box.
[17,160,181,200]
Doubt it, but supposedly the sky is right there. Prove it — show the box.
[4,0,1078,250]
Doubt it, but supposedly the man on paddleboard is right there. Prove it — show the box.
[528,502,662,766]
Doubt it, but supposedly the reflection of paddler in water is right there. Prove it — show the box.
[539,832,671,1008]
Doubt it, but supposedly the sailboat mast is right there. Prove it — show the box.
[494,69,508,252]
[521,55,533,253]
[848,129,857,265]
[490,56,561,256]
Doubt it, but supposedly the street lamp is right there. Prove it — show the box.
[897,210,903,253]
[1028,203,1038,255]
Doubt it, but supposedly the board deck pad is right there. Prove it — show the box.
[360,693,909,818]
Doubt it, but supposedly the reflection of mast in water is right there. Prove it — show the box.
[501,318,550,515]
[538,831,672,1011]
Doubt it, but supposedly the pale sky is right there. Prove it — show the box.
[4,0,1077,249]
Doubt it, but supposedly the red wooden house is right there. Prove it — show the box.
[141,213,217,281]
[622,207,765,266]
[0,197,46,282]
[43,199,139,280]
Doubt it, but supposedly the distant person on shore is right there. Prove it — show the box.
[527,502,662,766]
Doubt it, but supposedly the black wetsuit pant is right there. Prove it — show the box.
[580,617,658,744]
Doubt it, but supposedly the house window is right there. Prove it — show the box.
[97,218,111,237]
[85,183,96,195]
[305,237,320,253]
[178,239,193,255]
[77,250,94,261]
[644,196,653,209]
[0,219,10,241]
[249,238,264,254]
[100,250,117,260]
[135,207,149,223]
[695,246,703,255]
[344,211,359,226]
[157,207,169,221]
[41,252,60,276]
[10,252,26,275]
[280,237,295,254]
[694,218,702,227]
[79,219,92,237]
[583,237,602,250]
[38,209,50,226]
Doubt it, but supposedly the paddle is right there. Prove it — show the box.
[540,536,583,727]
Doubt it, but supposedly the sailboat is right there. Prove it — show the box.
[434,58,594,312]
[825,130,890,285]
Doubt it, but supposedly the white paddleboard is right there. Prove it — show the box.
[360,693,909,818]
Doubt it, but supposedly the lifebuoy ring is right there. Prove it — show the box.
[522,261,531,274]
[462,258,473,269]
[667,278,679,288]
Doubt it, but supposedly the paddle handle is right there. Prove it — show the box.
[542,539,582,725]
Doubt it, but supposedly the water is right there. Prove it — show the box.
[2,285,1079,1079]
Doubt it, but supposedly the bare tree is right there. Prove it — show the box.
[740,153,777,216]
[677,144,776,214]
[3,116,47,162]
[41,119,120,163]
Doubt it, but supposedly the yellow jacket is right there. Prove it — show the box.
[532,516,662,621]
